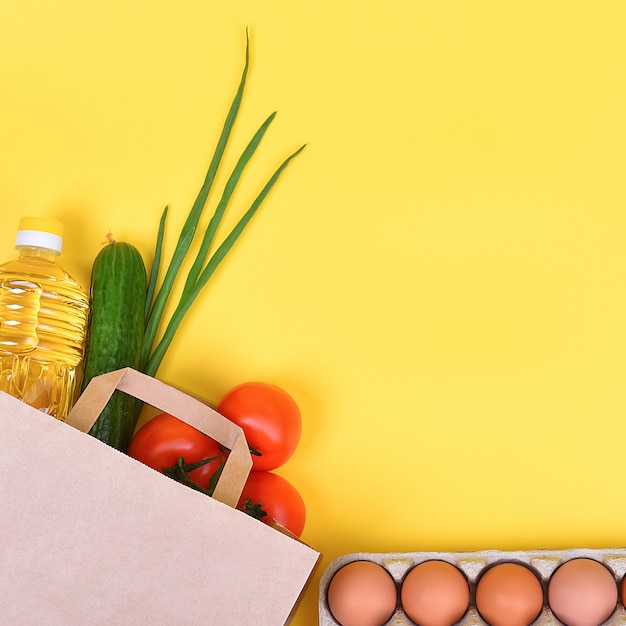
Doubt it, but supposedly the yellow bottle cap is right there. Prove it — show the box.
[16,217,65,253]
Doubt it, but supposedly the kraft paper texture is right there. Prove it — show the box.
[0,369,319,625]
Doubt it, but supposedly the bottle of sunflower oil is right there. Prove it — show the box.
[0,217,89,420]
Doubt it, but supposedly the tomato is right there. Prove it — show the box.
[238,471,306,537]
[217,381,302,471]
[128,413,223,490]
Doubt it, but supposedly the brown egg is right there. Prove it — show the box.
[400,560,470,626]
[475,562,544,626]
[548,558,617,626]
[326,560,397,626]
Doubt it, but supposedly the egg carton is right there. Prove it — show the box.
[318,547,626,625]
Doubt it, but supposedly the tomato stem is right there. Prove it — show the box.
[163,457,215,496]
[175,455,222,473]
[163,457,269,525]
[239,498,267,521]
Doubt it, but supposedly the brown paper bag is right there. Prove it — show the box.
[0,368,320,625]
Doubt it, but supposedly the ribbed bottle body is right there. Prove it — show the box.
[0,252,89,419]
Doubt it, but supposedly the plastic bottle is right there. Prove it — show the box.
[0,217,89,420]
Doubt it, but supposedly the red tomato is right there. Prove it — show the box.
[128,413,223,490]
[238,471,306,537]
[217,381,302,471]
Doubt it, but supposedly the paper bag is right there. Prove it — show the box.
[0,368,320,625]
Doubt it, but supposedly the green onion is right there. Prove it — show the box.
[141,30,306,377]
[145,205,168,322]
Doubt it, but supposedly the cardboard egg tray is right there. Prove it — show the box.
[319,547,626,625]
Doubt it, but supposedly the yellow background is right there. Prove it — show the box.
[2,1,626,623]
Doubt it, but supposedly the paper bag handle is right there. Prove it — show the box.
[66,368,253,508]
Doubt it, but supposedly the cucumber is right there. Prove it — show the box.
[80,239,147,452]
